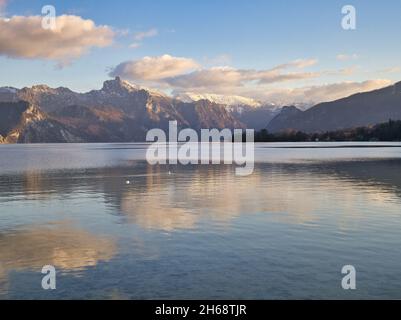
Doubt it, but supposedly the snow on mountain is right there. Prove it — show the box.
[176,92,262,108]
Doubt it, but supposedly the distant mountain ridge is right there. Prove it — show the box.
[268,81,401,133]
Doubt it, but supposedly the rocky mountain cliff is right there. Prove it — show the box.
[0,101,83,143]
[0,78,246,143]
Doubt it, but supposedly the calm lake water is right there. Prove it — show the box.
[1,142,401,299]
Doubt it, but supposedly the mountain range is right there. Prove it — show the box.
[0,78,400,143]
[0,77,246,143]
[267,81,401,133]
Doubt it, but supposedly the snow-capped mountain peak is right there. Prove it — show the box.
[176,92,262,108]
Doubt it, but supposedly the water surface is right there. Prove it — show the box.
[1,142,401,299]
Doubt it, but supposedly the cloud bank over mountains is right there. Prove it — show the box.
[258,79,392,105]
[109,54,391,105]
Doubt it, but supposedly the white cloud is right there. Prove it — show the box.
[133,28,158,41]
[336,53,359,61]
[109,54,200,81]
[0,15,114,64]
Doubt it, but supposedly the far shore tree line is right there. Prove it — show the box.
[241,120,401,142]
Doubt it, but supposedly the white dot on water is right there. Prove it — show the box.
[126,180,131,185]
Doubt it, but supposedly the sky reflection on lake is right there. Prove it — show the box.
[1,143,401,299]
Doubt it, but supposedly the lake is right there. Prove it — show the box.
[1,142,401,299]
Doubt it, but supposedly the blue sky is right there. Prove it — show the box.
[1,0,400,104]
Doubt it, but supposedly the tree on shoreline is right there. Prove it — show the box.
[252,120,401,142]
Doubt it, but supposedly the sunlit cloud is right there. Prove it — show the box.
[171,79,392,105]
[109,54,200,81]
[110,54,391,104]
[0,15,115,65]
[165,67,319,89]
[256,79,392,105]
[163,58,320,93]
[110,55,319,88]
